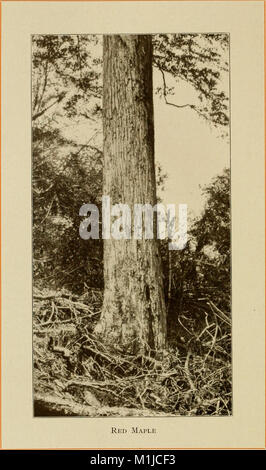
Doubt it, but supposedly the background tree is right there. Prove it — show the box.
[32,35,103,292]
[165,168,230,353]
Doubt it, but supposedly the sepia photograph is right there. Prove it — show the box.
[32,33,231,417]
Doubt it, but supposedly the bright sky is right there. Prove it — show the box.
[153,68,230,219]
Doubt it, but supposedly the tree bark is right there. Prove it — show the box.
[95,35,167,354]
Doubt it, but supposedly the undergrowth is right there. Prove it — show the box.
[33,287,232,416]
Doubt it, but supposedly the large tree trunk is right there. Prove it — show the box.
[95,35,167,354]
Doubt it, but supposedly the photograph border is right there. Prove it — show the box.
[0,0,265,450]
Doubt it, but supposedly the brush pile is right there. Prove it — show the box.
[33,288,232,416]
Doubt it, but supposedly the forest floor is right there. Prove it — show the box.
[33,287,232,417]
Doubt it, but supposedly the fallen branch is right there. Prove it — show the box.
[34,393,173,417]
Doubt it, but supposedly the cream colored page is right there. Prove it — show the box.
[1,1,265,448]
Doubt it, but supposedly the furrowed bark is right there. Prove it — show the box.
[95,35,167,355]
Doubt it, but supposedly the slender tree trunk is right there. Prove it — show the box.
[95,35,167,354]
